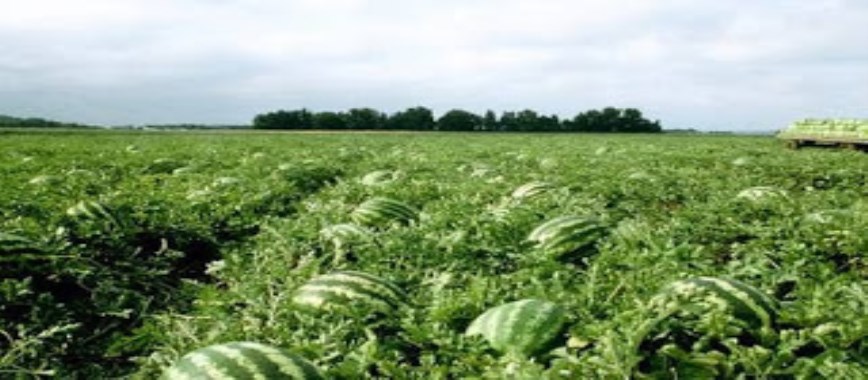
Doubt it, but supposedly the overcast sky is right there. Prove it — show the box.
[1,0,866,130]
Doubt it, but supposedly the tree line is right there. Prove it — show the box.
[252,107,662,133]
[0,114,95,129]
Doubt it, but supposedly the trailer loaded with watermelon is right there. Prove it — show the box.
[1,132,866,378]
[778,119,868,151]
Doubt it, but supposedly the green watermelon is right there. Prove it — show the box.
[319,223,372,244]
[359,170,398,186]
[466,299,567,356]
[636,277,781,377]
[292,271,406,313]
[0,232,43,255]
[351,197,417,226]
[143,158,186,175]
[161,342,323,380]
[66,200,115,221]
[655,277,779,328]
[736,186,788,202]
[28,174,62,186]
[511,181,553,199]
[527,216,607,258]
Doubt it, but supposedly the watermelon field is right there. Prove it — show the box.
[1,130,866,378]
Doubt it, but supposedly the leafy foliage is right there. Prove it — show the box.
[1,132,865,378]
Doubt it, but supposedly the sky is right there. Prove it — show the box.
[0,0,866,130]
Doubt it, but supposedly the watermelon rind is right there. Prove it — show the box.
[466,299,567,357]
[351,197,418,226]
[527,216,607,258]
[511,181,553,200]
[161,341,323,380]
[292,271,406,313]
[656,276,779,329]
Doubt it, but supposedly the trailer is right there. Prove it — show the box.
[778,119,868,151]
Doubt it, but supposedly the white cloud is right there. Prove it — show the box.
[0,0,865,129]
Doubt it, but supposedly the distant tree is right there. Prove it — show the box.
[312,111,347,130]
[481,110,499,131]
[538,114,561,132]
[621,108,662,132]
[565,107,661,133]
[252,109,313,129]
[387,107,435,130]
[252,106,662,132]
[599,107,621,132]
[344,108,386,130]
[437,109,482,131]
[499,111,519,131]
[0,114,94,129]
[584,109,602,132]
[515,109,540,131]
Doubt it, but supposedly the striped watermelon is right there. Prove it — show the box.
[292,271,406,313]
[0,232,43,254]
[319,223,371,244]
[654,277,779,328]
[359,170,397,186]
[527,216,607,259]
[351,197,417,226]
[465,299,567,357]
[511,181,553,199]
[66,200,117,225]
[161,342,323,380]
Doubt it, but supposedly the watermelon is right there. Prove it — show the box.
[527,216,607,258]
[292,271,406,313]
[0,232,43,255]
[161,342,323,380]
[319,223,371,243]
[736,186,788,202]
[172,166,195,176]
[213,177,242,188]
[654,277,779,328]
[465,299,567,357]
[143,158,186,175]
[359,170,397,186]
[28,175,62,186]
[511,181,553,199]
[66,200,117,224]
[351,197,417,226]
[636,277,781,376]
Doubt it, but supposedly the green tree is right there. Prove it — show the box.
[538,114,561,132]
[437,109,482,131]
[312,111,347,130]
[252,106,662,132]
[252,109,313,129]
[387,107,435,130]
[565,107,662,133]
[481,110,499,131]
[344,108,386,130]
[515,109,540,131]
[499,111,519,131]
